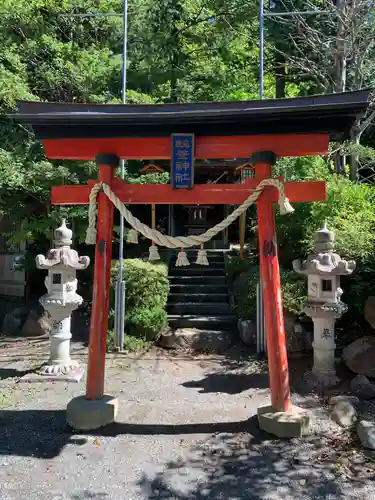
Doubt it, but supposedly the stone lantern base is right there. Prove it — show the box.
[20,367,85,384]
[39,359,79,375]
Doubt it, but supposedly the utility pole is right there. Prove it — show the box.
[60,3,128,351]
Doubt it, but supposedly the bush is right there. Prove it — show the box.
[230,262,307,320]
[231,264,259,319]
[106,327,153,352]
[275,159,375,264]
[273,156,375,321]
[109,258,169,347]
[226,255,253,281]
[126,306,168,341]
[110,259,169,310]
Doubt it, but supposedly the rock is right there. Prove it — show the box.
[329,395,360,406]
[350,374,375,400]
[1,307,29,335]
[20,309,52,337]
[285,314,304,357]
[331,401,357,428]
[342,336,375,378]
[238,319,257,346]
[303,370,340,392]
[364,296,375,330]
[357,421,375,450]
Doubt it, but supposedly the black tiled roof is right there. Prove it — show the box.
[13,89,371,141]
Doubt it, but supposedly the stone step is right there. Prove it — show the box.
[168,303,231,315]
[168,293,229,304]
[170,268,226,276]
[168,314,237,331]
[159,328,235,351]
[169,284,229,294]
[168,276,227,286]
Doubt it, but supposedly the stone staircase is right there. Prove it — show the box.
[167,250,237,347]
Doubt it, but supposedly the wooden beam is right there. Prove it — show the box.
[51,180,326,206]
[49,184,90,204]
[43,134,329,160]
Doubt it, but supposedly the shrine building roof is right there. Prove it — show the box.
[13,89,371,141]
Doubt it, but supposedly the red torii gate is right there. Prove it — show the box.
[14,90,370,436]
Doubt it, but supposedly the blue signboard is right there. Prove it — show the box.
[171,133,195,189]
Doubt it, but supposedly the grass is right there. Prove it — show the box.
[107,329,152,353]
[0,382,20,409]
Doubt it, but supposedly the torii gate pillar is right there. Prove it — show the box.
[67,155,119,430]
[252,152,309,437]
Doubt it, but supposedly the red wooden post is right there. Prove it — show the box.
[253,151,291,412]
[86,154,118,400]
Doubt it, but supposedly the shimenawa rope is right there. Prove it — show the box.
[85,178,294,248]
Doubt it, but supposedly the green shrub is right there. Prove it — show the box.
[110,259,169,310]
[226,255,254,281]
[272,156,375,321]
[231,263,306,320]
[232,265,259,319]
[275,159,375,264]
[106,327,153,353]
[279,268,307,316]
[126,306,168,341]
[109,259,169,348]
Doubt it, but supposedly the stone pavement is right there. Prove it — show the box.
[0,338,375,500]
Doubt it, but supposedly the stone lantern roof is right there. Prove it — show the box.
[36,219,90,270]
[292,224,356,276]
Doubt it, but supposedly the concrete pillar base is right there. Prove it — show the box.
[66,395,118,431]
[257,404,310,438]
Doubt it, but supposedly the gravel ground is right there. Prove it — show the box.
[0,339,375,500]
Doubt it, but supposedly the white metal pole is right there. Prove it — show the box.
[115,0,128,351]
[257,1,330,351]
[259,0,265,99]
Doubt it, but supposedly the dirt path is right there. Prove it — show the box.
[0,339,375,500]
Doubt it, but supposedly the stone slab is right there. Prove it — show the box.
[159,328,234,351]
[19,367,84,383]
[257,404,310,438]
[66,394,118,431]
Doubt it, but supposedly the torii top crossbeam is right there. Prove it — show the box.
[12,90,371,434]
[14,90,370,207]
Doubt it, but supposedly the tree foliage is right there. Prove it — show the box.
[0,0,265,243]
[0,0,374,248]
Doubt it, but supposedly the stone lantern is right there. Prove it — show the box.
[292,224,356,388]
[35,219,90,379]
